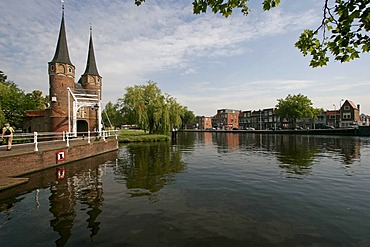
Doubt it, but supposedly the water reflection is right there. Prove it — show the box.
[117,142,185,199]
[275,135,318,176]
[178,132,364,172]
[0,151,117,246]
[0,134,369,246]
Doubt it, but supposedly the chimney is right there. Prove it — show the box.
[357,104,360,112]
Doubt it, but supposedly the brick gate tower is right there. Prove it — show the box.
[47,4,102,135]
[48,7,75,133]
[78,27,102,133]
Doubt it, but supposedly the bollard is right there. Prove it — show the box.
[88,130,91,144]
[34,132,38,151]
[66,132,70,147]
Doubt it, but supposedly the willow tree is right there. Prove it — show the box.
[119,81,187,134]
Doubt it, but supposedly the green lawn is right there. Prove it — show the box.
[117,129,170,143]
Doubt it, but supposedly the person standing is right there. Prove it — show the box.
[2,123,15,151]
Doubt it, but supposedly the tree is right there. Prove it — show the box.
[0,71,48,127]
[135,0,370,67]
[181,108,195,129]
[118,81,189,134]
[275,94,316,127]
[102,101,126,128]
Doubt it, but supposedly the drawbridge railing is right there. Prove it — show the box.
[3,130,118,152]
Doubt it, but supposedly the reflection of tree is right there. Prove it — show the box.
[118,142,185,196]
[177,131,196,149]
[276,135,317,176]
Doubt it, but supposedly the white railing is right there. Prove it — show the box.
[7,130,118,152]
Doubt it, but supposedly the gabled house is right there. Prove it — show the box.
[340,100,360,127]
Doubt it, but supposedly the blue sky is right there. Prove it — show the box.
[1,0,369,116]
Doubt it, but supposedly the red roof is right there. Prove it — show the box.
[24,110,46,117]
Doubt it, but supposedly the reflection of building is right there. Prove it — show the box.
[23,5,102,134]
[214,109,240,130]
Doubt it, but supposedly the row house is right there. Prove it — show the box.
[214,109,240,130]
[194,116,213,130]
[195,99,362,130]
[239,108,283,130]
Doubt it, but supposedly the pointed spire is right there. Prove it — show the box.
[51,3,72,65]
[83,25,100,76]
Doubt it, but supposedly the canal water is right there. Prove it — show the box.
[1,132,370,246]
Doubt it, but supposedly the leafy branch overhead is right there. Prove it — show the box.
[296,0,370,67]
[135,0,370,67]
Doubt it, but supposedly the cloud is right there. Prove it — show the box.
[2,0,369,115]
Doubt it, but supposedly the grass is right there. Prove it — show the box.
[118,129,170,143]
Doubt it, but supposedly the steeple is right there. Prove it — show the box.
[51,6,73,65]
[82,26,100,76]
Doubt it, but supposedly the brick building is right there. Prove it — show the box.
[214,109,240,130]
[23,7,102,134]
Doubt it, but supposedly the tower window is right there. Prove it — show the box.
[50,65,55,71]
[68,67,72,73]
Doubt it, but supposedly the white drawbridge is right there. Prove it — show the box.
[67,87,101,137]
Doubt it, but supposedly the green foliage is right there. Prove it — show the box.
[102,101,126,128]
[275,94,316,126]
[135,0,280,17]
[118,129,170,142]
[295,0,370,67]
[135,0,370,67]
[181,108,195,129]
[117,81,189,135]
[0,71,48,127]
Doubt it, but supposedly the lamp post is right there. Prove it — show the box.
[259,109,262,130]
[333,104,336,128]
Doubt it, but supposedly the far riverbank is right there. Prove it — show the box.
[180,126,370,137]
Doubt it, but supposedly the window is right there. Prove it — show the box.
[50,65,55,71]
[344,106,350,110]
[343,113,351,119]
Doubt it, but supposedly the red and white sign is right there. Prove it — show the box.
[56,151,66,162]
[57,167,66,180]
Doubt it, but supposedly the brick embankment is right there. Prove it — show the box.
[0,137,118,191]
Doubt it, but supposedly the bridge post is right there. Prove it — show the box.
[34,132,38,151]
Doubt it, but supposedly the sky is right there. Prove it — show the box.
[1,0,369,116]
